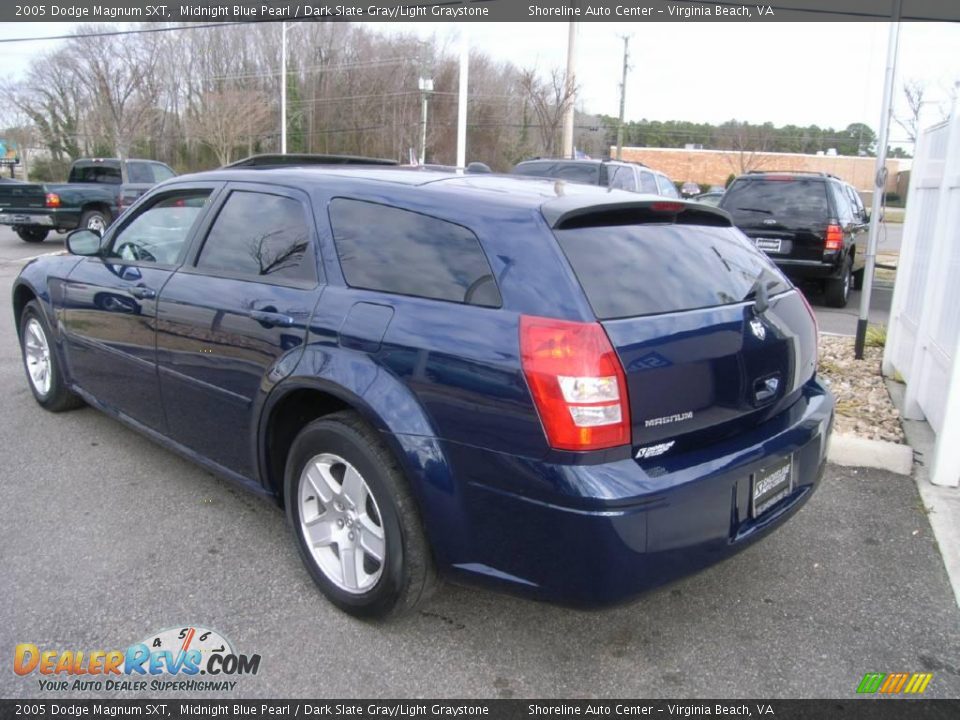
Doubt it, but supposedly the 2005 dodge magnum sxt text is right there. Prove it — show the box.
[13,162,834,617]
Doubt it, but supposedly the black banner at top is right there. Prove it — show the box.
[3,0,960,24]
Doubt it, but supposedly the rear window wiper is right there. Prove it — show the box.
[735,206,773,215]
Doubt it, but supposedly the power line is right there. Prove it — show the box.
[0,22,259,44]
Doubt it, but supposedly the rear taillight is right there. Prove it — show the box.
[519,315,631,451]
[650,201,685,213]
[45,193,61,208]
[824,224,843,251]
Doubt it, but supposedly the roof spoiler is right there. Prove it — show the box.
[542,197,733,229]
[224,154,398,169]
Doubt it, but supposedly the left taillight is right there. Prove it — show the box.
[45,193,61,208]
[519,315,631,452]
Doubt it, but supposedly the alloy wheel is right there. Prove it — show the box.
[24,318,52,397]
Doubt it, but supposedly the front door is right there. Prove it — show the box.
[155,183,321,478]
[61,187,217,430]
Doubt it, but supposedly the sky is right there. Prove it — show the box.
[2,20,959,145]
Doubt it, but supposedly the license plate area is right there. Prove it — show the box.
[754,237,782,253]
[751,455,793,517]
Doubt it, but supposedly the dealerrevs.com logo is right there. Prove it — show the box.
[14,626,261,693]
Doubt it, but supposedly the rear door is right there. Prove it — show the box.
[553,218,818,451]
[720,176,830,262]
[155,183,321,477]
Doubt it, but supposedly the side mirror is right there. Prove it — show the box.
[65,229,104,256]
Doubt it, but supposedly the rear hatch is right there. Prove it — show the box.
[0,183,47,212]
[719,176,831,263]
[552,207,818,454]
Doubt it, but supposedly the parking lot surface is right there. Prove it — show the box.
[1,226,957,699]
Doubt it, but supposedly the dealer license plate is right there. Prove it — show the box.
[752,456,793,517]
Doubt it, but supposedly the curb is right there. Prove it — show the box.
[827,432,913,475]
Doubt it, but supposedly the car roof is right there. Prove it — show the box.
[167,166,728,225]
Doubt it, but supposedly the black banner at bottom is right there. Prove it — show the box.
[0,700,958,720]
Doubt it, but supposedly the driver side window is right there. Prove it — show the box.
[106,191,211,266]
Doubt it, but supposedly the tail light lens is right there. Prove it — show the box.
[519,315,631,451]
[824,224,843,251]
[45,193,61,208]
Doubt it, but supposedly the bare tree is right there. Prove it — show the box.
[894,79,926,144]
[519,67,576,158]
[189,89,274,166]
[716,121,775,174]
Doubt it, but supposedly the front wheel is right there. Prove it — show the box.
[16,227,49,243]
[285,411,438,618]
[19,301,84,412]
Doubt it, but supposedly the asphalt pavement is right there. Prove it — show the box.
[2,225,957,700]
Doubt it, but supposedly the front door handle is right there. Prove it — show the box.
[128,286,156,300]
[250,309,294,328]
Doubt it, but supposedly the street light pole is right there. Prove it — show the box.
[418,77,433,166]
[280,21,287,154]
[561,20,577,159]
[855,1,902,359]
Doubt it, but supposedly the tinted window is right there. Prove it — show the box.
[127,162,175,184]
[555,224,790,319]
[639,171,659,194]
[552,163,601,185]
[512,162,554,177]
[721,178,829,223]
[69,164,121,184]
[108,191,210,265]
[845,184,865,220]
[196,191,315,284]
[829,182,854,224]
[609,166,637,191]
[329,199,501,307]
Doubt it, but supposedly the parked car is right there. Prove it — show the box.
[13,166,833,617]
[719,171,868,308]
[680,181,701,197]
[0,157,176,243]
[692,190,725,207]
[511,158,681,198]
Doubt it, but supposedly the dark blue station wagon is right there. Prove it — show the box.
[13,165,834,617]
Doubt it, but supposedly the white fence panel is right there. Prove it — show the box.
[883,115,960,487]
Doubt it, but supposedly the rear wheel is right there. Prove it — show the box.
[824,259,852,308]
[284,411,438,618]
[16,227,49,243]
[79,209,111,234]
[19,301,84,412]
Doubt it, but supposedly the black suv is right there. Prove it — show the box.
[511,159,680,198]
[719,171,868,308]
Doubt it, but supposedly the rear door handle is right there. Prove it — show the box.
[128,286,156,300]
[250,309,295,328]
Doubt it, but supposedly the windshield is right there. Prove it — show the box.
[720,178,829,224]
[554,223,791,320]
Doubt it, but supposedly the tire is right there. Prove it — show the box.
[824,259,852,308]
[16,227,49,243]
[79,209,111,234]
[852,268,865,291]
[19,301,84,412]
[284,411,438,618]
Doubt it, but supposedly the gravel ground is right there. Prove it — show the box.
[819,334,905,443]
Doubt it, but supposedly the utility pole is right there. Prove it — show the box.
[418,76,433,166]
[561,20,577,159]
[616,35,630,161]
[280,21,287,154]
[855,0,902,359]
[456,30,469,170]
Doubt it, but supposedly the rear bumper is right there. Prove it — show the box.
[773,257,843,280]
[0,210,77,229]
[439,379,834,606]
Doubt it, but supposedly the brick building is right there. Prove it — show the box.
[616,146,905,193]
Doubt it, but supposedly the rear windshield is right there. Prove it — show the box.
[720,178,829,223]
[514,162,601,185]
[555,224,791,319]
[69,164,122,184]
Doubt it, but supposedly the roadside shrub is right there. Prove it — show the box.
[865,324,887,348]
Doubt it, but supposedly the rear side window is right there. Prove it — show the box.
[609,166,637,191]
[552,163,601,185]
[196,190,316,284]
[721,178,829,223]
[657,175,681,198]
[513,162,554,177]
[639,171,659,194]
[329,199,501,307]
[555,224,790,319]
[829,182,854,224]
[69,164,121,184]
